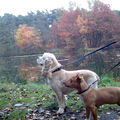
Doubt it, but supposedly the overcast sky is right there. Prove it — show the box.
[0,0,120,16]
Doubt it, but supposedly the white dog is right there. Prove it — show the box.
[37,53,100,114]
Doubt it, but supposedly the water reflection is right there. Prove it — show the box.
[0,49,120,83]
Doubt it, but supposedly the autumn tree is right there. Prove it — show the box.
[87,2,120,47]
[45,38,54,50]
[51,7,84,53]
[76,15,88,48]
[15,24,42,51]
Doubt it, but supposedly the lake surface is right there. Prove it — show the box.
[0,48,120,83]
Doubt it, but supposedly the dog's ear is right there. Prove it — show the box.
[76,74,80,82]
[45,57,53,66]
[77,77,81,83]
[77,73,83,78]
[76,74,79,78]
[76,74,83,83]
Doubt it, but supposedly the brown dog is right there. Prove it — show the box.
[63,73,120,120]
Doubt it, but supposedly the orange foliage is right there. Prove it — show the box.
[15,24,42,50]
[76,15,88,34]
[58,8,82,40]
[45,39,54,49]
[51,7,84,52]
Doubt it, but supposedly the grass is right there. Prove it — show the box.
[0,75,120,119]
[99,73,120,87]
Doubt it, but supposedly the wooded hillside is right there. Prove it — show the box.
[0,1,120,57]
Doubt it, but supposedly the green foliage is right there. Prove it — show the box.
[0,21,13,56]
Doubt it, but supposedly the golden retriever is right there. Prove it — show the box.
[37,53,100,114]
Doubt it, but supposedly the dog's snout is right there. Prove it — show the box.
[63,82,69,87]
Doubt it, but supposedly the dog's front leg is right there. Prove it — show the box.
[79,95,84,105]
[91,107,98,120]
[85,107,90,120]
[56,92,66,114]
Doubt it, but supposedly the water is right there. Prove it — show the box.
[0,49,120,83]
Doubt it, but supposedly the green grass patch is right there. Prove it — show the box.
[99,73,120,87]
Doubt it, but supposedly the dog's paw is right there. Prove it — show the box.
[57,108,64,114]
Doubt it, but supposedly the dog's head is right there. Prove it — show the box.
[37,53,61,67]
[37,56,44,66]
[63,73,83,89]
[37,53,54,66]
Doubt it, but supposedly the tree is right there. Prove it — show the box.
[45,38,54,50]
[15,15,27,27]
[76,15,88,48]
[87,0,100,10]
[51,7,83,53]
[76,15,88,34]
[87,2,120,47]
[0,21,15,56]
[58,8,81,40]
[15,24,42,51]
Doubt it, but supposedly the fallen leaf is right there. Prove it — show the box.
[37,102,42,106]
[14,103,23,107]
[38,108,45,113]
[98,115,101,118]
[28,109,33,112]
[42,97,46,101]
[107,112,110,114]
[3,107,13,113]
[71,114,76,119]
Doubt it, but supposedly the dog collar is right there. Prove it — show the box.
[52,66,63,73]
[77,86,90,94]
[76,79,99,94]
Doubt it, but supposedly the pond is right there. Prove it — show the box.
[0,48,120,84]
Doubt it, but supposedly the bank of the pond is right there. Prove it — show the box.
[0,76,120,119]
